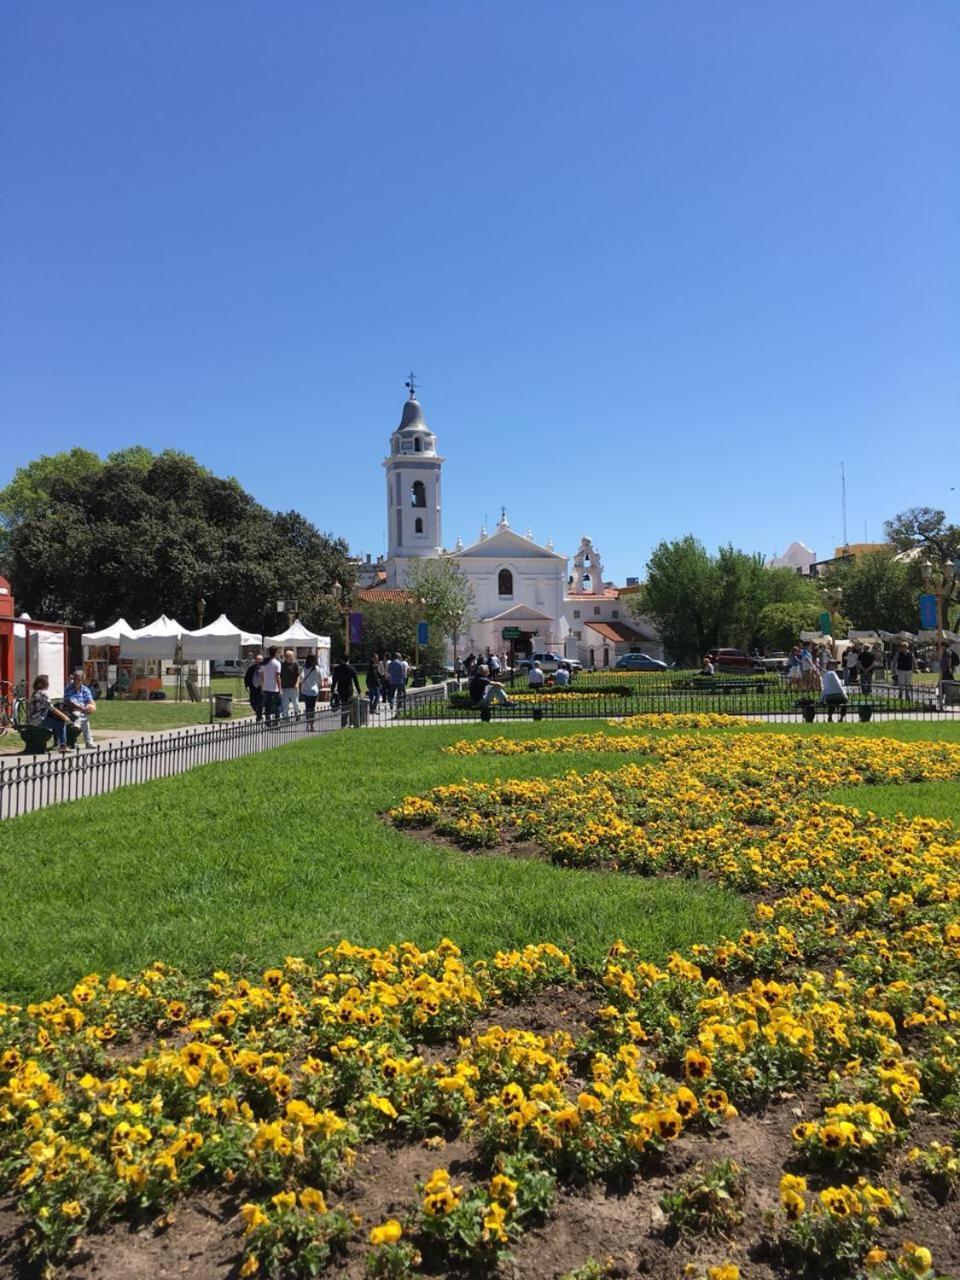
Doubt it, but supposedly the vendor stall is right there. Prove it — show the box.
[264,620,331,676]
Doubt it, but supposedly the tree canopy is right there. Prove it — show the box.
[634,537,822,663]
[823,549,921,634]
[403,556,475,667]
[0,448,354,641]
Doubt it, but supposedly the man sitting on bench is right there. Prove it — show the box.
[468,664,513,708]
[820,661,849,722]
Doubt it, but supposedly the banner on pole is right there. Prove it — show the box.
[819,611,832,636]
[348,612,363,645]
[919,594,938,630]
[417,621,429,645]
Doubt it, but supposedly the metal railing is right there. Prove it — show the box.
[0,703,358,821]
[383,676,960,726]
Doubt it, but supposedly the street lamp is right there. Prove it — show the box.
[920,559,954,646]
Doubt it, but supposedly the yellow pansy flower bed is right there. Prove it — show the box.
[3,728,960,1277]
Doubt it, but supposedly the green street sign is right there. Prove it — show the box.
[501,626,521,640]
[819,611,832,636]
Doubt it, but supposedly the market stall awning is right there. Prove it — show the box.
[120,615,186,660]
[264,620,330,649]
[180,613,244,660]
[82,618,136,647]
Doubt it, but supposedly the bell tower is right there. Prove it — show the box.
[384,375,443,584]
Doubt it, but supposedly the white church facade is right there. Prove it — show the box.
[368,387,662,666]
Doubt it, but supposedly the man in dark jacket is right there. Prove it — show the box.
[331,658,361,726]
[244,654,264,721]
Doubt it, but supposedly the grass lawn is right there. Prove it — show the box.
[0,721,750,1001]
[3,716,959,1002]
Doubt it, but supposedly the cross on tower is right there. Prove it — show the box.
[404,371,418,399]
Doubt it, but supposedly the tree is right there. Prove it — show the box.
[824,550,920,633]
[635,537,825,663]
[757,601,821,652]
[884,507,960,564]
[404,556,476,671]
[355,598,446,673]
[0,449,354,635]
[636,537,722,664]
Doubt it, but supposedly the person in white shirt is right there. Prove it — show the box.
[527,661,545,689]
[820,663,848,721]
[260,647,283,723]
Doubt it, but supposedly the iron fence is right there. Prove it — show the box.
[386,677,960,726]
[0,703,358,821]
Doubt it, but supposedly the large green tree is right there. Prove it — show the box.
[823,550,921,633]
[636,537,722,664]
[635,537,823,663]
[0,449,354,636]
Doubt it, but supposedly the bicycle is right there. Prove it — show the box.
[0,681,27,736]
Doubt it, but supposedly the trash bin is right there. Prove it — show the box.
[214,693,233,718]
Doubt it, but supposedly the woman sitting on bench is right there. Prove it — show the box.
[26,674,73,750]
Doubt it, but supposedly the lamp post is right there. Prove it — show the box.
[920,559,954,647]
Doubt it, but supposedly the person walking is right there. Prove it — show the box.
[63,668,97,748]
[858,646,876,695]
[387,652,407,709]
[366,654,382,713]
[799,643,817,692]
[331,656,361,726]
[299,652,323,730]
[244,653,264,721]
[27,674,72,750]
[279,649,301,719]
[895,642,918,699]
[260,646,282,723]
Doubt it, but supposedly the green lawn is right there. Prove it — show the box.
[0,721,749,1001]
[3,717,959,1003]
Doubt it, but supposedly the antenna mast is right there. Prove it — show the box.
[841,461,848,549]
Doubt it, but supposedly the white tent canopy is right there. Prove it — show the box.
[180,613,243,660]
[264,620,329,650]
[240,631,262,648]
[120,615,186,660]
[82,618,136,647]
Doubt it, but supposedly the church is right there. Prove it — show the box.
[358,385,661,667]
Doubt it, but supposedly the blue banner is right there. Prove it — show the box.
[919,593,938,630]
[417,621,429,645]
[348,611,363,645]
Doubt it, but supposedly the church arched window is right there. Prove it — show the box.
[411,480,426,508]
[414,437,421,452]
[498,568,514,597]
[415,517,423,533]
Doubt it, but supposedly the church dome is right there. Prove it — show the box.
[398,396,427,431]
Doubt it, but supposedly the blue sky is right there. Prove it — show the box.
[2,2,957,583]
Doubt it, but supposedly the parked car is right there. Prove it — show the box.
[615,653,668,671]
[706,648,765,673]
[517,652,583,673]
[759,652,790,672]
[211,659,248,677]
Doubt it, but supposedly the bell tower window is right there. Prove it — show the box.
[414,437,421,452]
[498,568,514,597]
[415,517,423,534]
[411,480,426,508]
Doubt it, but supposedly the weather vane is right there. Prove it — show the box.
[405,370,418,399]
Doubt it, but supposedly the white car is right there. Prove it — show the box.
[517,652,582,673]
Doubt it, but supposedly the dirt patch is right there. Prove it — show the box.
[473,983,598,1040]
[62,1192,243,1280]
